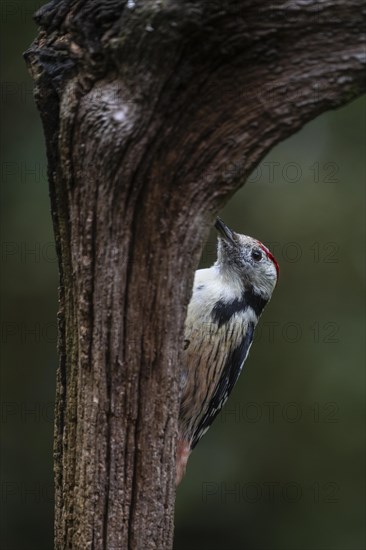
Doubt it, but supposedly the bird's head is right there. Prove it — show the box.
[215,217,279,298]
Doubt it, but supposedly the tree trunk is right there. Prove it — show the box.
[24,0,365,548]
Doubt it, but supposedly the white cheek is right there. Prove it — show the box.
[252,264,277,296]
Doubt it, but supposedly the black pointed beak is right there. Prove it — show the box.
[215,217,235,243]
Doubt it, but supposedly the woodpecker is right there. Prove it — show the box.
[177,217,279,485]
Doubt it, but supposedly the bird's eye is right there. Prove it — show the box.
[251,248,262,261]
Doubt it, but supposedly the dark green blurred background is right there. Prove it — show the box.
[1,2,365,549]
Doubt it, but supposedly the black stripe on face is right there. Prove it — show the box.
[211,287,267,327]
[191,322,255,449]
[243,288,268,317]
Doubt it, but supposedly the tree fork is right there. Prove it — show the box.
[24,1,365,548]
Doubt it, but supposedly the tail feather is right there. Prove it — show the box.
[176,439,191,486]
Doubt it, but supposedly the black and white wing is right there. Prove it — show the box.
[190,321,254,448]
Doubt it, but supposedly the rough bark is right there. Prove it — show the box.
[24,1,365,549]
